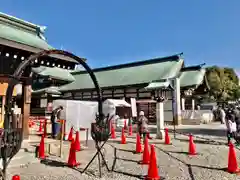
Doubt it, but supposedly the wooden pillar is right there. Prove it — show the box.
[22,84,31,139]
[0,96,5,128]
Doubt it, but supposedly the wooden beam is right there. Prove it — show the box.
[22,84,31,139]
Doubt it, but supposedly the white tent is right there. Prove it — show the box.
[53,100,98,139]
[104,99,131,107]
[52,99,131,139]
[102,99,131,117]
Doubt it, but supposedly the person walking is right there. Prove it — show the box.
[50,106,63,139]
[137,111,148,141]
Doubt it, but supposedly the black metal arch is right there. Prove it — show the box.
[2,50,104,179]
[4,49,103,128]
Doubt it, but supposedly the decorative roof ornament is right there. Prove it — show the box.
[39,26,47,33]
[37,26,47,41]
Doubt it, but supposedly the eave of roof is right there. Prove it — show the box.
[60,53,184,91]
[0,38,78,63]
[0,12,40,30]
[32,66,75,82]
[72,53,183,75]
[0,12,78,63]
[32,86,61,95]
[180,68,206,88]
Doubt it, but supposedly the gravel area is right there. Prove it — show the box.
[6,132,240,180]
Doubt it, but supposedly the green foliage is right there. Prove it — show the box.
[206,66,240,101]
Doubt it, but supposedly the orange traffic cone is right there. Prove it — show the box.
[68,127,74,141]
[67,138,80,167]
[227,142,240,173]
[146,144,160,180]
[12,175,20,180]
[128,124,133,136]
[121,128,126,144]
[38,135,46,159]
[74,131,81,151]
[38,120,42,133]
[111,122,116,139]
[164,128,171,145]
[140,136,150,164]
[188,134,197,155]
[135,133,142,153]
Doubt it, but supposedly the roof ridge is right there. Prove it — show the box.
[181,63,205,71]
[0,12,41,29]
[0,12,47,40]
[72,53,183,75]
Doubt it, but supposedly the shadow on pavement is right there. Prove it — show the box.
[155,146,228,180]
[175,128,226,137]
[116,157,140,163]
[40,158,67,167]
[176,138,226,146]
[111,146,145,179]
[40,158,98,177]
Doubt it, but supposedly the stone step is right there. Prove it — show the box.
[182,119,201,125]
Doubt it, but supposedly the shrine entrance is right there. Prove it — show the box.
[1,49,104,179]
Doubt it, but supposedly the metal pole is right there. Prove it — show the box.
[171,89,176,139]
[59,120,64,158]
[86,128,89,146]
[173,118,176,139]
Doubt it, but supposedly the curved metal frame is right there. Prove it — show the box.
[2,49,103,179]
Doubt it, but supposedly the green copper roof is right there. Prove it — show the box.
[59,55,184,91]
[0,23,52,50]
[144,68,206,90]
[145,80,172,90]
[32,66,75,82]
[32,86,61,95]
[0,12,52,50]
[180,68,206,88]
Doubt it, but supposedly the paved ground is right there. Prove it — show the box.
[6,123,240,180]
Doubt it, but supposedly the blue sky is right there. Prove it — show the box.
[1,0,240,68]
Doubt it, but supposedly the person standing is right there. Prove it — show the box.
[233,107,240,131]
[137,111,148,140]
[227,115,237,144]
[50,106,63,139]
[219,106,226,124]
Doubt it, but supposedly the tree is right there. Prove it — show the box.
[232,87,240,100]
[206,66,240,101]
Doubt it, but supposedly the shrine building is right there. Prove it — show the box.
[0,12,78,138]
[0,12,209,139]
[56,55,208,125]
